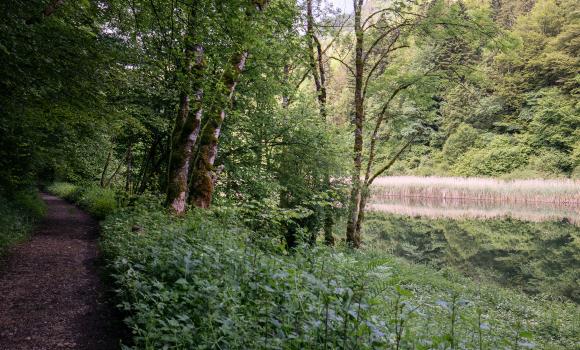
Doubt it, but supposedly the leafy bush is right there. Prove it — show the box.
[442,123,481,162]
[13,190,47,219]
[527,150,574,176]
[78,185,117,219]
[452,136,531,176]
[101,201,578,349]
[0,190,45,255]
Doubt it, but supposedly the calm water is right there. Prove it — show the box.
[366,196,580,302]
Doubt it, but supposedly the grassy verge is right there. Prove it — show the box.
[47,182,117,219]
[0,190,46,256]
[99,198,578,349]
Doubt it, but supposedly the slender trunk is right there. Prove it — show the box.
[354,136,416,237]
[354,185,369,239]
[100,150,112,188]
[125,143,133,194]
[282,64,290,108]
[137,135,160,194]
[346,0,365,248]
[314,36,327,117]
[306,0,323,112]
[189,52,248,208]
[306,0,334,245]
[105,148,129,188]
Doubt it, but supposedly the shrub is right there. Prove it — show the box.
[0,190,45,255]
[78,185,117,219]
[452,136,531,176]
[442,123,481,162]
[13,190,47,219]
[527,150,574,175]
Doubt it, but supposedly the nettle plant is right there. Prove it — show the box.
[100,201,552,350]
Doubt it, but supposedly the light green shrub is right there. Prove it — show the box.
[78,185,117,219]
[452,136,531,176]
[527,150,574,175]
[47,182,80,201]
[442,123,481,162]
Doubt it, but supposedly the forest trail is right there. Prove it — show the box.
[0,193,122,350]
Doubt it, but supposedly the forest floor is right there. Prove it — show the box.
[0,193,123,350]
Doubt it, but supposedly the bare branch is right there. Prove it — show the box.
[329,56,355,77]
[368,134,416,186]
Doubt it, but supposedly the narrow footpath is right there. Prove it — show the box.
[0,193,122,350]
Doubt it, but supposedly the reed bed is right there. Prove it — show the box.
[372,176,580,205]
[367,203,580,225]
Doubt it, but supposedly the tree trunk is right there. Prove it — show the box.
[306,0,334,245]
[166,41,205,214]
[346,0,365,248]
[137,134,160,194]
[354,185,369,237]
[125,143,133,194]
[189,52,248,208]
[100,150,111,188]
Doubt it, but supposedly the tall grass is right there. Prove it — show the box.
[372,176,580,205]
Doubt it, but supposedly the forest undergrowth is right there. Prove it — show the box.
[0,190,45,255]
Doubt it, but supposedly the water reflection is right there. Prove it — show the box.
[368,195,580,225]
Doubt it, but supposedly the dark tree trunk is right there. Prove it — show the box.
[137,134,160,194]
[125,144,133,193]
[100,150,111,188]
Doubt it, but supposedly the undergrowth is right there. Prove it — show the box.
[47,182,117,219]
[100,198,579,349]
[0,189,45,255]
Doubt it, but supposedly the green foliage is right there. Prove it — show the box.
[442,123,481,162]
[527,150,574,176]
[48,182,117,219]
[78,186,117,219]
[47,182,81,201]
[100,202,578,349]
[452,136,531,176]
[394,0,579,179]
[0,0,124,192]
[0,190,45,255]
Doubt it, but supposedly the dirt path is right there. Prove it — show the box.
[0,193,122,350]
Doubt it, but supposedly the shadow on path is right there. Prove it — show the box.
[0,193,123,350]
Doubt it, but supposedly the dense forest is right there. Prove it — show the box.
[0,0,578,349]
